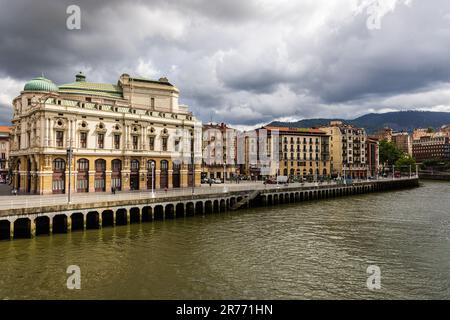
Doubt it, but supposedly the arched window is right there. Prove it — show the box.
[160,160,168,189]
[52,158,66,194]
[95,159,106,192]
[111,159,122,190]
[77,159,89,192]
[53,158,65,171]
[147,160,156,190]
[130,159,140,190]
[172,162,181,188]
[78,158,89,170]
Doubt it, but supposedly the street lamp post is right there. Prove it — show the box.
[151,161,155,197]
[223,161,226,184]
[191,152,195,194]
[66,147,73,204]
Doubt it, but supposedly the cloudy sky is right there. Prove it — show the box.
[1,0,450,128]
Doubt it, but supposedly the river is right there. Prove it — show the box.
[0,180,449,299]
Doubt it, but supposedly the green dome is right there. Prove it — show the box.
[24,77,59,92]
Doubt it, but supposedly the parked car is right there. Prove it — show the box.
[213,178,223,184]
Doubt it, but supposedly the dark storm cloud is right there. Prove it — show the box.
[301,1,450,103]
[1,0,450,126]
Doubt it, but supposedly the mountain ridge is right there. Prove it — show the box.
[267,111,450,134]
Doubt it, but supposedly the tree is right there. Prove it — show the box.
[395,154,416,172]
[379,140,403,166]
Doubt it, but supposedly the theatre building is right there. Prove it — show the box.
[9,73,202,194]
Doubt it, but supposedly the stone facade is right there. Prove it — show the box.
[253,126,331,180]
[322,121,369,178]
[9,73,202,195]
[392,132,412,156]
[413,136,450,163]
[366,136,380,177]
[201,123,238,181]
[0,126,11,182]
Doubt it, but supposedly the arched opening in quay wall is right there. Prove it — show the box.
[154,205,164,220]
[116,209,128,225]
[35,216,50,236]
[14,218,31,239]
[53,214,68,234]
[195,202,203,215]
[142,206,152,222]
[0,220,11,240]
[71,213,84,231]
[176,203,185,218]
[130,207,141,223]
[102,210,114,227]
[220,199,226,211]
[205,201,213,214]
[165,204,175,219]
[86,211,100,229]
[186,202,195,216]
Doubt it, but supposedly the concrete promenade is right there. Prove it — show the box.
[0,177,420,240]
[0,177,411,211]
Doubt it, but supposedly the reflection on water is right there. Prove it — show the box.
[0,181,449,299]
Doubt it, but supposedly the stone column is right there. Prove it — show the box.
[88,170,95,193]
[49,218,53,234]
[122,171,130,192]
[105,170,112,193]
[168,160,173,189]
[10,221,14,240]
[30,219,36,237]
[126,209,131,224]
[155,160,161,189]
[195,164,202,187]
[67,215,72,232]
[139,169,147,190]
[49,119,54,147]
[181,165,188,188]
[98,213,103,228]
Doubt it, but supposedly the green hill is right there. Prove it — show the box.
[268,111,450,134]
